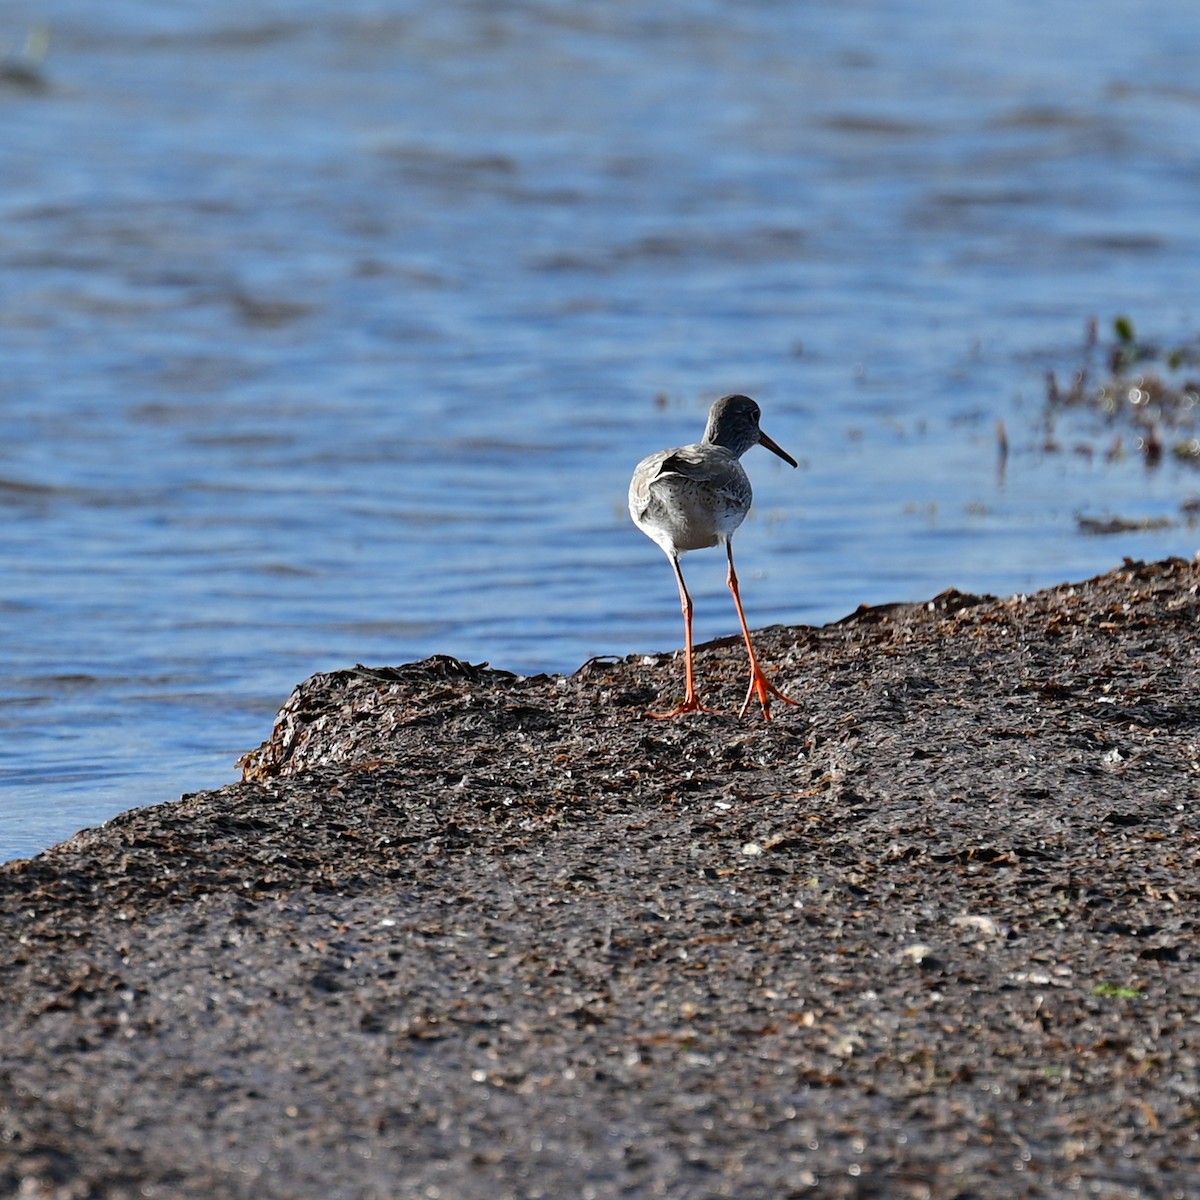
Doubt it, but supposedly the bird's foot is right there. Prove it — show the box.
[644,695,719,719]
[739,670,799,721]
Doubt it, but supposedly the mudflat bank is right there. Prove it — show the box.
[1,557,1197,1199]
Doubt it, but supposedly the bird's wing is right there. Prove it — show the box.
[651,447,717,483]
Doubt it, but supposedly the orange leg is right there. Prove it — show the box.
[726,540,798,721]
[646,553,718,719]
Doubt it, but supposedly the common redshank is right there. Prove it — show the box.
[628,393,799,720]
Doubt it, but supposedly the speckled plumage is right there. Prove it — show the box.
[628,395,769,552]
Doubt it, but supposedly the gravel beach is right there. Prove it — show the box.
[2,557,1197,1199]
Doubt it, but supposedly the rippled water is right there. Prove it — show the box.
[3,0,1199,860]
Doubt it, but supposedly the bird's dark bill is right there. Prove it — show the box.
[759,431,798,468]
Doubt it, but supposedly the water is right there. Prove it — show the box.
[2,0,1199,861]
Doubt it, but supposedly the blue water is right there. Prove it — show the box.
[3,0,1199,860]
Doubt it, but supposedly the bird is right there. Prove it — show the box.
[628,393,799,720]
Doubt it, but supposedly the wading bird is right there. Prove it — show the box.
[628,394,798,720]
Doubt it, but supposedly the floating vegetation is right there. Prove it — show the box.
[1046,316,1200,468]
[1077,515,1172,536]
[0,25,51,94]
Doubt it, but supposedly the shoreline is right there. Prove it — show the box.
[2,557,1197,1198]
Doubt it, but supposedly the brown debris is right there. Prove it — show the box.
[2,557,1199,1198]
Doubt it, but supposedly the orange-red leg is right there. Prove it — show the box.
[726,541,797,721]
[646,553,717,718]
